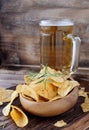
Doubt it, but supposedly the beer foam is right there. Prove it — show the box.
[39,19,74,26]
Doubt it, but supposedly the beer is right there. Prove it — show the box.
[39,19,80,71]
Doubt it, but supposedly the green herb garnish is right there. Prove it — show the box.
[28,66,70,89]
[28,71,38,80]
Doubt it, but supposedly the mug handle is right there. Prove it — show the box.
[67,34,81,72]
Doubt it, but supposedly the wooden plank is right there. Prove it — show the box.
[62,113,89,130]
[0,0,89,13]
[0,8,89,24]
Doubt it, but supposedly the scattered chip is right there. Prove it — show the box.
[54,120,67,127]
[3,90,14,103]
[0,87,14,103]
[10,91,18,103]
[10,105,28,127]
[2,102,11,116]
[0,87,6,101]
[16,84,22,93]
[79,87,88,98]
[2,91,18,116]
[81,97,89,112]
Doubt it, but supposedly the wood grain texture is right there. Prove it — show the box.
[62,113,89,130]
[0,0,89,67]
[0,0,89,13]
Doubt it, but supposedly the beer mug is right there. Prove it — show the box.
[39,19,81,72]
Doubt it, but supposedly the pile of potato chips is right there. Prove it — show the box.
[17,66,80,102]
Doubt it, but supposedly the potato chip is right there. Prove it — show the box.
[31,81,58,100]
[40,66,56,74]
[38,95,49,102]
[0,87,14,103]
[16,84,22,93]
[10,105,28,127]
[81,97,89,112]
[29,77,44,86]
[24,75,31,85]
[21,85,39,102]
[10,91,18,103]
[79,87,88,98]
[2,102,11,116]
[21,93,34,101]
[2,91,18,116]
[58,80,79,97]
[3,90,14,103]
[47,79,62,87]
[49,76,64,83]
[54,120,67,127]
[0,87,6,101]
[22,93,48,102]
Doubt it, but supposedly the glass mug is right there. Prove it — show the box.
[39,19,81,72]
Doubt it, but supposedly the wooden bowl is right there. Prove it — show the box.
[20,87,79,117]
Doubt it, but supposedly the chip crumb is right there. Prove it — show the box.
[54,120,67,127]
[81,97,89,112]
[79,87,88,98]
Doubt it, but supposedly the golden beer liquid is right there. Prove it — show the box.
[40,21,74,71]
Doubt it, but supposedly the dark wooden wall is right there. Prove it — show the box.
[0,0,89,68]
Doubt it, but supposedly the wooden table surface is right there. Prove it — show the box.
[0,67,89,130]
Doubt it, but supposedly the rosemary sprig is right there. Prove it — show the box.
[28,71,38,80]
[36,73,45,79]
[28,66,70,89]
[35,79,44,84]
[47,72,63,77]
[44,77,47,89]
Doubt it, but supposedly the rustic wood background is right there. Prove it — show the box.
[0,0,89,68]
